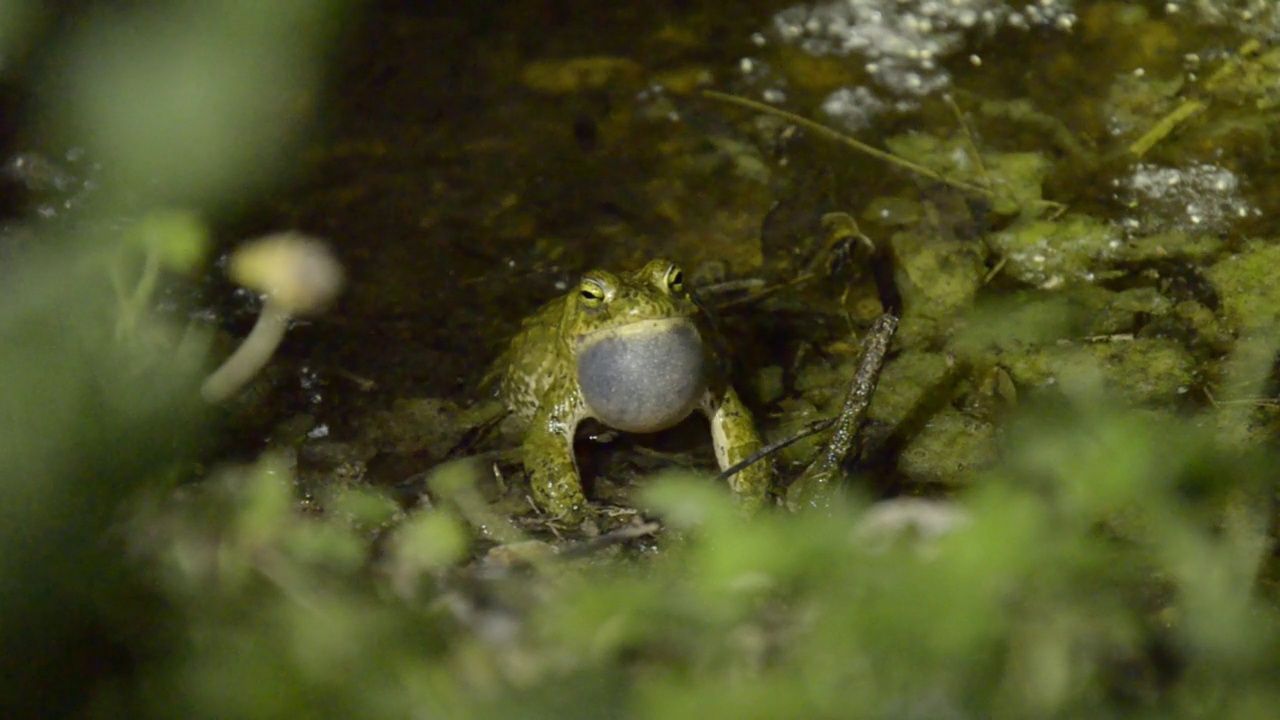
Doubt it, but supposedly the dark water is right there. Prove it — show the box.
[278,0,1274,420]
[6,0,1278,465]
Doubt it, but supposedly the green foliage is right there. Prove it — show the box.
[110,400,1278,719]
[127,209,208,275]
[49,0,350,210]
[4,2,1280,719]
[1207,240,1280,331]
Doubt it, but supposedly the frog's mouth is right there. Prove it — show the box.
[575,318,707,433]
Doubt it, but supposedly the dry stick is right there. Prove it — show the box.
[711,271,820,312]
[1128,100,1206,158]
[787,312,899,510]
[700,89,993,197]
[560,521,664,558]
[714,312,898,495]
[714,416,838,483]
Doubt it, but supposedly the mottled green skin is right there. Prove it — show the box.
[490,258,771,521]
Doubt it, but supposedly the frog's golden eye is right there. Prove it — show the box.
[665,265,685,294]
[579,280,606,307]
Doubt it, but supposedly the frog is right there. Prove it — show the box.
[489,258,772,521]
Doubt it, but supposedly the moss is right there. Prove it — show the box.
[1205,239,1280,331]
[865,351,956,429]
[1204,45,1280,110]
[897,408,997,487]
[883,133,1051,218]
[1110,231,1225,263]
[1002,337,1194,407]
[987,213,1123,290]
[889,227,986,348]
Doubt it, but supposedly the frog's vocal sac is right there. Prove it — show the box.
[488,258,772,521]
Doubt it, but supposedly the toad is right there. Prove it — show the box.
[489,259,771,521]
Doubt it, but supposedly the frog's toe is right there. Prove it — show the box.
[531,474,588,522]
[726,460,773,512]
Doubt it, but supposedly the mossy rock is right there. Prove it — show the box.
[1003,338,1194,406]
[1087,287,1174,336]
[793,355,857,415]
[884,132,1050,217]
[889,228,986,348]
[1205,239,1280,331]
[988,213,1123,290]
[898,408,997,486]
[520,56,642,95]
[866,351,956,430]
[1110,231,1225,264]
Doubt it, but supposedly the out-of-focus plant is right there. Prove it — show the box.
[43,0,347,212]
[4,1,1280,718]
[104,393,1279,718]
[0,0,353,714]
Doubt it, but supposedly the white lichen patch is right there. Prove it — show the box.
[1162,0,1280,39]
[820,85,888,131]
[769,0,1078,100]
[1112,162,1258,236]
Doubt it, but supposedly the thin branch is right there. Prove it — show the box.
[700,89,993,197]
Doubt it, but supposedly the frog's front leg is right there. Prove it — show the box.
[523,408,587,522]
[703,388,772,513]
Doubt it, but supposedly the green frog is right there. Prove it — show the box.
[490,258,772,521]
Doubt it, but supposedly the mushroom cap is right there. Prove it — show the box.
[229,232,344,314]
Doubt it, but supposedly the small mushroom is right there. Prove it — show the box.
[200,232,344,403]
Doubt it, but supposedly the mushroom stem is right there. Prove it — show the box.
[200,299,291,403]
[199,232,343,404]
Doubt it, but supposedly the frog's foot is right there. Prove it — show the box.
[725,455,772,514]
[530,472,588,523]
[706,388,773,514]
[523,415,588,522]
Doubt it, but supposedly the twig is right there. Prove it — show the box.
[559,521,663,558]
[700,89,992,197]
[1128,99,1206,158]
[786,312,899,510]
[714,416,838,483]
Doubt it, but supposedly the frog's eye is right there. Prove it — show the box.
[579,280,606,307]
[665,265,685,294]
